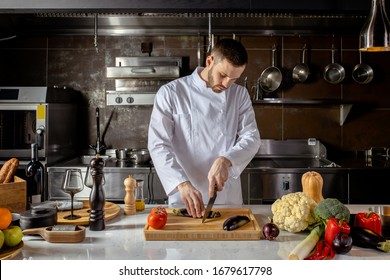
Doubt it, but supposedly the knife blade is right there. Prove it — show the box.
[202,185,217,223]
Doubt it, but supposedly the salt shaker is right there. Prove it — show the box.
[89,155,105,231]
[124,175,136,215]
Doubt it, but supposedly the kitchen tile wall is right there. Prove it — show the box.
[1,33,390,157]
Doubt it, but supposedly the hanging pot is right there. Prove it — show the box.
[323,45,345,84]
[352,51,374,84]
[259,45,282,92]
[292,45,310,83]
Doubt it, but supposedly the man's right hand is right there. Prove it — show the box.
[177,181,204,218]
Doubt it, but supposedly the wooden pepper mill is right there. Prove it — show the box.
[89,155,105,231]
[124,175,136,215]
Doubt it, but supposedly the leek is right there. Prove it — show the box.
[288,225,324,260]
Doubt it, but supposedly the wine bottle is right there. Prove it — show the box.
[26,143,45,206]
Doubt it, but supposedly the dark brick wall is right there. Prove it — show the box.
[1,34,390,156]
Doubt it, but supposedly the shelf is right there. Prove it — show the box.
[252,99,353,126]
[253,98,347,105]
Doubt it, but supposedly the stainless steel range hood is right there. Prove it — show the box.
[4,12,368,36]
[0,0,372,14]
[0,0,374,36]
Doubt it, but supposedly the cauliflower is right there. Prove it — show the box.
[271,192,317,233]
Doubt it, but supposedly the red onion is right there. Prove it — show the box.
[263,222,280,240]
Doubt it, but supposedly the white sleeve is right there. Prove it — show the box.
[147,86,189,196]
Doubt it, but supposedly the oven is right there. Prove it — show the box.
[0,86,79,171]
[246,139,349,204]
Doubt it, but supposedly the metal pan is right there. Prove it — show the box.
[352,51,374,84]
[259,45,282,92]
[323,46,345,84]
[292,44,310,83]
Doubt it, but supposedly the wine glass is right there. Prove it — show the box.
[62,169,84,220]
[84,166,93,189]
[84,166,105,188]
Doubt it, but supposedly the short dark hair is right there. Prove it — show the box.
[211,38,248,67]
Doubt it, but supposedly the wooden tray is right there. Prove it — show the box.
[57,201,121,225]
[0,241,24,260]
[23,225,86,243]
[144,208,262,240]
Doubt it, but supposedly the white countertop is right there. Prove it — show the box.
[16,204,390,260]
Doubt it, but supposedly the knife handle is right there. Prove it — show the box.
[212,185,218,197]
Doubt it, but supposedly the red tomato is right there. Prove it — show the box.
[151,206,167,216]
[147,210,167,229]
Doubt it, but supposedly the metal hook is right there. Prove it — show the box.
[94,13,99,54]
[207,13,213,53]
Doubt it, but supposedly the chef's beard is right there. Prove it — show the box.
[207,66,226,93]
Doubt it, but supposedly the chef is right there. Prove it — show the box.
[148,38,261,218]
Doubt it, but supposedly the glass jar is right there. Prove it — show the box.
[135,179,145,211]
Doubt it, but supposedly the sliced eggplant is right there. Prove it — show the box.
[223,215,250,231]
[172,208,221,218]
[172,208,192,217]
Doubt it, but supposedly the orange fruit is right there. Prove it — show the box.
[0,207,12,230]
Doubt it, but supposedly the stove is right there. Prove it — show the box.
[249,158,339,169]
[47,155,153,202]
[245,139,348,204]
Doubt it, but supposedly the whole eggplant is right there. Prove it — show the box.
[351,227,390,252]
[332,232,353,254]
[223,215,250,231]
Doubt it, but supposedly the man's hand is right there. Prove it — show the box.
[207,156,232,197]
[177,181,204,218]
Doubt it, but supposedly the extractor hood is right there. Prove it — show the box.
[0,0,372,14]
[0,0,376,36]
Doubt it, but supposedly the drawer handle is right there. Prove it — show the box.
[131,67,156,74]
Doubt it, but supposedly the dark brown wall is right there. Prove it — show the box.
[1,34,390,158]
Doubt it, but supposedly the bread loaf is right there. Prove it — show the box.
[0,158,19,184]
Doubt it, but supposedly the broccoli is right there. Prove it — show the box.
[313,198,350,225]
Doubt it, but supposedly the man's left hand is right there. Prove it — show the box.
[207,156,232,197]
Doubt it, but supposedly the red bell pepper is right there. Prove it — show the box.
[354,212,382,235]
[324,217,351,246]
[304,240,335,260]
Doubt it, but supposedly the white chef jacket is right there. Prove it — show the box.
[148,67,261,206]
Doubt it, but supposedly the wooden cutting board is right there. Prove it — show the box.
[144,208,262,240]
[57,201,121,225]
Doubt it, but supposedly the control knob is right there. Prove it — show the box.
[127,96,135,104]
[115,96,123,104]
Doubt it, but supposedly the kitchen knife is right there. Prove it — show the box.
[202,185,217,223]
